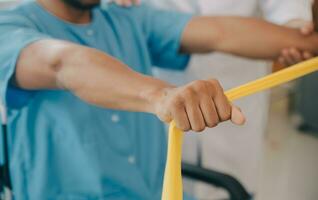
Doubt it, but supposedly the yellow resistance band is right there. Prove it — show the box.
[161,57,318,200]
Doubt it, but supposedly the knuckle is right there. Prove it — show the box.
[169,97,184,111]
[182,88,198,103]
[282,50,289,56]
[206,83,216,94]
[193,80,207,91]
[209,79,219,86]
[183,87,195,97]
[208,79,223,92]
[214,80,222,90]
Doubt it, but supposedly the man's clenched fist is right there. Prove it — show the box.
[151,79,246,132]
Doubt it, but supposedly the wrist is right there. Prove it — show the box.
[139,77,175,115]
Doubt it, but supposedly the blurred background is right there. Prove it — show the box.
[1,0,318,200]
[147,0,318,200]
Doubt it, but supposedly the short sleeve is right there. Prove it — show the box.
[260,0,312,25]
[0,11,49,109]
[139,4,193,70]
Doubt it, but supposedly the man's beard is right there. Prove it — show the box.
[61,0,101,10]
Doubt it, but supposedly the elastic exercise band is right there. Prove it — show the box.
[162,57,318,200]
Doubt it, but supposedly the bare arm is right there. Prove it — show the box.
[15,39,169,113]
[180,16,318,59]
[14,39,245,132]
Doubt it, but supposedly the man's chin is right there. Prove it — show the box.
[62,0,101,10]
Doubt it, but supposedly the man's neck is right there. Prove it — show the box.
[37,0,92,24]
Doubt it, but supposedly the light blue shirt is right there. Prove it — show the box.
[0,2,193,200]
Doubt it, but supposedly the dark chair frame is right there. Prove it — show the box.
[182,162,252,200]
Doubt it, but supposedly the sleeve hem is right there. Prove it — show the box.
[1,37,49,110]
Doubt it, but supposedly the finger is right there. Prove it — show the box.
[186,102,205,132]
[172,105,191,132]
[303,51,314,60]
[289,48,303,63]
[199,95,219,128]
[158,109,173,124]
[207,80,231,122]
[278,49,289,67]
[282,49,297,66]
[231,105,246,125]
[278,57,288,67]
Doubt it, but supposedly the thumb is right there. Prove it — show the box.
[231,105,246,125]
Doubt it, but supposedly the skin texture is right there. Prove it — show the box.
[13,0,318,132]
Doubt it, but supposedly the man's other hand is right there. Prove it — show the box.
[151,80,246,132]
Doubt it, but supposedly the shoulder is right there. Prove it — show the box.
[0,3,38,28]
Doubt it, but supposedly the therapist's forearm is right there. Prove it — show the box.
[181,16,318,59]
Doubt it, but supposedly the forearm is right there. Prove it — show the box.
[15,40,171,113]
[57,47,171,113]
[181,16,318,59]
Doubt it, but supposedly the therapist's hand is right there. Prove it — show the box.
[151,79,246,132]
[112,0,140,7]
[278,20,315,67]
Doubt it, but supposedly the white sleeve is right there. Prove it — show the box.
[260,0,312,24]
